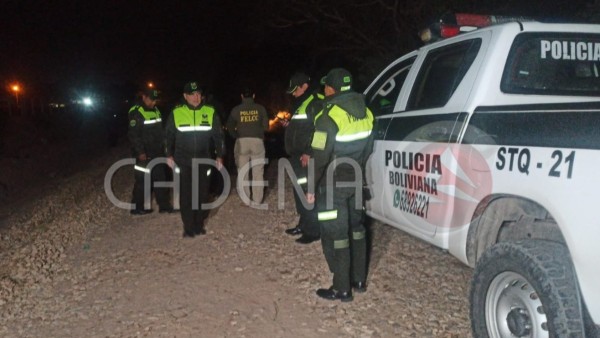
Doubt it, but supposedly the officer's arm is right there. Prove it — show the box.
[127,109,146,159]
[310,114,338,191]
[212,114,225,158]
[302,99,323,157]
[165,112,176,158]
[306,97,323,123]
[156,108,167,153]
[226,109,238,138]
[359,106,375,169]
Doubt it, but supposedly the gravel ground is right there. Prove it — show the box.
[0,146,473,337]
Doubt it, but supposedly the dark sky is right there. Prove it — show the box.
[3,0,593,105]
[0,0,299,102]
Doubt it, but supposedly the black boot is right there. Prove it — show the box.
[351,281,367,293]
[295,234,320,244]
[285,226,302,235]
[316,286,353,302]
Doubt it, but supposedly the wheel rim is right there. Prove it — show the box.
[485,271,549,338]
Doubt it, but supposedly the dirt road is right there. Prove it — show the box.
[0,147,472,337]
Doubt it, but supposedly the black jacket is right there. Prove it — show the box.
[127,104,165,159]
[312,91,374,189]
[165,102,225,166]
[226,97,269,139]
[284,90,323,157]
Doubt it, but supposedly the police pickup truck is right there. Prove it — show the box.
[363,13,600,337]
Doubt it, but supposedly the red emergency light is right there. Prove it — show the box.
[440,25,461,38]
[454,13,493,27]
[419,12,535,43]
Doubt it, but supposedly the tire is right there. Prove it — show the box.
[470,240,586,338]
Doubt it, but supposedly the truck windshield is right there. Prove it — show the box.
[502,32,600,96]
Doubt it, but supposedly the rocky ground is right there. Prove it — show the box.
[0,145,473,337]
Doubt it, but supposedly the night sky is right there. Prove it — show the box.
[0,1,303,105]
[1,0,596,106]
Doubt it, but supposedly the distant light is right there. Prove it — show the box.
[147,82,154,88]
[11,84,20,92]
[83,97,93,106]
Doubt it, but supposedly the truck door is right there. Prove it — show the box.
[364,54,417,222]
[380,35,487,237]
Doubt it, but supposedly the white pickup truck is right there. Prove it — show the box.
[363,15,600,337]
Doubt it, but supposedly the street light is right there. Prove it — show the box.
[147,82,154,88]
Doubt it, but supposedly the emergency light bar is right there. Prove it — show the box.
[419,12,535,43]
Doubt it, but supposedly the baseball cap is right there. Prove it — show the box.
[286,72,310,94]
[320,68,352,92]
[183,81,202,94]
[143,88,160,100]
[241,86,254,98]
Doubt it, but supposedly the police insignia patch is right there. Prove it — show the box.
[130,120,136,127]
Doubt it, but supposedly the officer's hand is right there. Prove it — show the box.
[300,154,310,167]
[167,156,175,169]
[306,193,315,204]
[138,153,147,162]
[216,157,223,170]
[279,118,290,127]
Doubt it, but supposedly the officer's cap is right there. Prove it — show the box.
[286,72,310,94]
[321,68,352,92]
[143,88,160,100]
[183,81,202,95]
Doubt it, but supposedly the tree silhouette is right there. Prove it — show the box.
[254,0,599,83]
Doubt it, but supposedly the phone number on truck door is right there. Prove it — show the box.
[393,189,430,219]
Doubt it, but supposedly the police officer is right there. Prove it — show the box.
[165,81,225,238]
[128,88,173,215]
[226,87,269,205]
[283,72,323,244]
[308,68,374,302]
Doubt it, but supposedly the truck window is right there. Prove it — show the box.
[407,39,482,110]
[502,33,600,96]
[365,56,416,116]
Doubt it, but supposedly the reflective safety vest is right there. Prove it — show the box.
[173,105,216,132]
[129,105,162,125]
[291,93,324,120]
[316,104,374,144]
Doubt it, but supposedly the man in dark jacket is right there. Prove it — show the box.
[226,87,269,205]
[166,81,225,238]
[283,72,323,244]
[308,68,374,302]
[128,88,173,215]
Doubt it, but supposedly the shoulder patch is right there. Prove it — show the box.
[311,131,327,150]
[129,119,137,127]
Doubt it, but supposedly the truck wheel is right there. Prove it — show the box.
[470,240,585,338]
